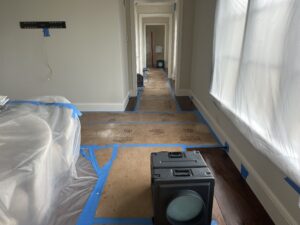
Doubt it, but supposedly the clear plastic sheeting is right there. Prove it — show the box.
[211,0,300,186]
[0,96,92,225]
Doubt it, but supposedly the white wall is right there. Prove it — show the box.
[0,0,129,111]
[189,1,300,225]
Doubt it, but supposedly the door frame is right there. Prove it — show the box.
[144,23,167,69]
[139,13,173,78]
[128,0,183,97]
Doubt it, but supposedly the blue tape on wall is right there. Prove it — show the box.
[284,177,300,195]
[8,100,82,118]
[211,219,218,225]
[43,27,50,37]
[223,142,230,153]
[241,164,249,180]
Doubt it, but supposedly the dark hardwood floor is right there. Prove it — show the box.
[187,148,275,225]
[125,97,137,111]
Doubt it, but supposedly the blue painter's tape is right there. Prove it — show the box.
[223,142,229,153]
[241,164,249,180]
[184,143,225,150]
[119,143,185,148]
[76,144,119,225]
[43,27,50,37]
[78,145,221,225]
[86,121,199,126]
[80,147,91,161]
[93,217,217,225]
[118,143,225,149]
[211,219,218,225]
[93,218,153,225]
[284,177,300,195]
[83,111,195,114]
[8,100,82,118]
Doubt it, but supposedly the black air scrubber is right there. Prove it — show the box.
[151,151,215,225]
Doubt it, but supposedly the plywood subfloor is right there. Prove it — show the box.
[82,123,216,146]
[138,69,176,112]
[139,98,177,112]
[81,112,199,125]
[142,88,170,97]
[95,147,226,225]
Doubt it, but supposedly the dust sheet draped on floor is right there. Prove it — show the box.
[77,69,224,225]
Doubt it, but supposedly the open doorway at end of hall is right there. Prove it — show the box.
[146,25,166,70]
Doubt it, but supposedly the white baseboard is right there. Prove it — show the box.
[76,92,130,112]
[191,91,298,225]
[175,89,192,96]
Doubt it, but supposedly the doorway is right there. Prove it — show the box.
[146,25,165,69]
[126,0,182,97]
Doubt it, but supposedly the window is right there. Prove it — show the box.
[211,0,300,186]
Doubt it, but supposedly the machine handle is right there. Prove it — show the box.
[168,152,184,158]
[173,169,192,177]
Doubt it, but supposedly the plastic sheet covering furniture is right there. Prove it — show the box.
[211,0,300,186]
[0,96,90,225]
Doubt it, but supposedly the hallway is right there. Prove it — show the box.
[80,68,225,224]
[81,69,217,146]
[138,69,177,112]
[79,69,274,225]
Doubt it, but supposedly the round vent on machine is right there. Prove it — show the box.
[166,190,205,225]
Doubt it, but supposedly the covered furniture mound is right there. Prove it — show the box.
[0,96,81,225]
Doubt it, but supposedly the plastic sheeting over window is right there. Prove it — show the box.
[211,0,300,186]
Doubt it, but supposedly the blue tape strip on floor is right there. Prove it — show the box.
[119,143,186,148]
[8,100,82,118]
[83,111,195,114]
[93,218,153,225]
[93,217,218,225]
[284,177,300,195]
[85,121,200,126]
[80,148,92,161]
[185,144,224,149]
[77,145,118,225]
[241,164,249,180]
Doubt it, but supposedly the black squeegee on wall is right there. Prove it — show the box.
[20,21,66,37]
